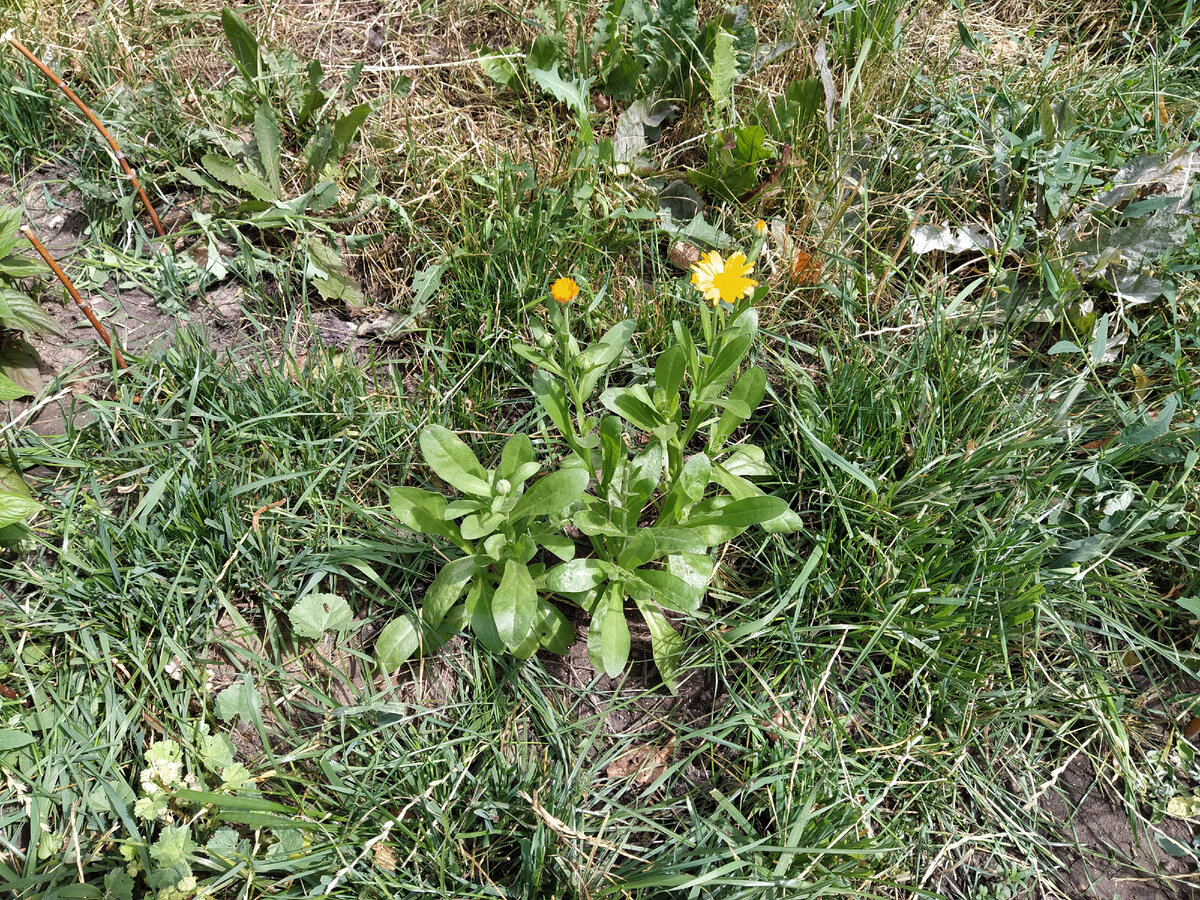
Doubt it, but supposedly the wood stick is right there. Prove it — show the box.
[4,32,166,238]
[20,226,129,370]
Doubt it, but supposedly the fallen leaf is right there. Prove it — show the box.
[607,737,674,786]
[668,241,700,270]
[791,246,823,285]
[1185,717,1200,742]
[1131,364,1150,408]
[373,843,397,871]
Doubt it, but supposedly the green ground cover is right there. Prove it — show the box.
[1,0,1199,896]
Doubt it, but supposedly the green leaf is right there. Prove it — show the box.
[712,366,766,448]
[0,370,31,401]
[420,425,492,497]
[0,207,21,257]
[1119,394,1177,446]
[422,556,478,627]
[599,415,624,489]
[618,530,657,569]
[201,153,276,203]
[544,558,609,593]
[477,45,521,87]
[104,869,135,900]
[253,104,283,197]
[461,511,504,540]
[149,825,196,868]
[376,614,420,669]
[527,63,592,119]
[686,495,789,529]
[511,468,590,520]
[535,599,573,654]
[578,319,636,372]
[709,28,737,107]
[600,385,663,432]
[629,567,704,614]
[493,559,537,649]
[533,370,576,441]
[215,677,260,724]
[0,253,48,278]
[0,288,64,337]
[645,526,709,556]
[0,729,35,751]
[628,442,664,508]
[540,533,576,562]
[588,585,630,678]
[634,597,683,693]
[654,345,686,399]
[388,486,459,540]
[498,434,534,481]
[332,103,372,157]
[701,330,754,399]
[677,452,711,503]
[0,493,40,529]
[289,592,353,640]
[221,8,262,80]
[466,580,505,653]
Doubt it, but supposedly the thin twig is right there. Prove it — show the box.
[20,226,128,369]
[4,32,166,238]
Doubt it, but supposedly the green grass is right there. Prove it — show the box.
[3,0,1200,897]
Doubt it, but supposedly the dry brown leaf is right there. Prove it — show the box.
[668,241,701,271]
[373,843,397,871]
[1131,364,1150,408]
[791,246,823,286]
[607,737,675,786]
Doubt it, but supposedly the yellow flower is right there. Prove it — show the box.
[753,219,768,236]
[550,277,580,304]
[690,251,758,306]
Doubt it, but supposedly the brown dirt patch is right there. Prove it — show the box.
[1042,756,1199,899]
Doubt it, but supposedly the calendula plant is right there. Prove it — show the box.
[384,260,798,690]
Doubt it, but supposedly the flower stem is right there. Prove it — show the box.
[21,226,129,370]
[6,34,166,238]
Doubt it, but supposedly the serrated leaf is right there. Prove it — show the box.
[221,8,262,80]
[253,104,283,197]
[214,676,261,724]
[527,64,591,118]
[709,29,737,107]
[332,103,372,157]
[288,592,353,640]
[202,153,276,203]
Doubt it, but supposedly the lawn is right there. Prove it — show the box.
[1,0,1199,897]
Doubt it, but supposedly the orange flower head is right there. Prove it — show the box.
[551,277,580,304]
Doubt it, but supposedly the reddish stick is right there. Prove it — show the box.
[4,32,166,238]
[21,226,129,370]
